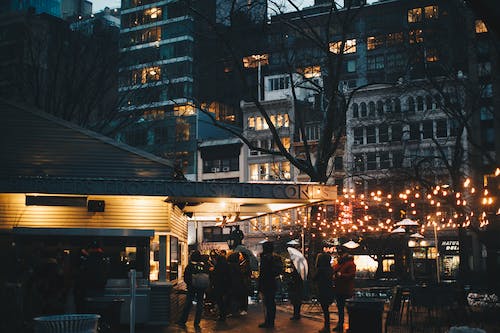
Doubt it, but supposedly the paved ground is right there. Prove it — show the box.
[123,302,344,333]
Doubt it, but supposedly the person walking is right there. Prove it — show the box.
[257,241,282,329]
[332,247,356,332]
[313,252,334,333]
[177,250,209,328]
[287,264,304,320]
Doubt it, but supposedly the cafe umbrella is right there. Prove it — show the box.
[287,247,308,281]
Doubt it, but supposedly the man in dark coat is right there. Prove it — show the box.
[332,247,356,332]
[177,250,208,327]
[257,241,282,328]
[287,266,303,320]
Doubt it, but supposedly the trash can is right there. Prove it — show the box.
[33,314,100,333]
[346,298,385,333]
[84,297,124,333]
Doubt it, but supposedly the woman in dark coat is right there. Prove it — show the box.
[287,265,303,320]
[313,252,334,333]
[333,247,356,332]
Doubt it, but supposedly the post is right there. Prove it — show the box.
[433,224,441,283]
[301,228,305,255]
[258,60,262,101]
[129,269,136,333]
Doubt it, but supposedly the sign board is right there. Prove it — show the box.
[439,239,460,254]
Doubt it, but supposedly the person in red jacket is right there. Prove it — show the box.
[332,246,356,332]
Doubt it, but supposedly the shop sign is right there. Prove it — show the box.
[439,240,460,254]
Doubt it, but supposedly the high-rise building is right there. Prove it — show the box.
[1,0,62,17]
[118,0,267,179]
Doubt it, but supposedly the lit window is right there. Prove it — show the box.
[255,116,263,130]
[248,116,255,129]
[302,65,321,78]
[145,7,161,19]
[283,114,290,127]
[426,48,439,62]
[367,36,384,50]
[142,109,165,121]
[173,103,195,116]
[475,20,488,33]
[329,39,356,54]
[270,115,276,127]
[249,164,259,180]
[141,66,161,83]
[276,114,283,127]
[281,137,291,150]
[408,8,422,23]
[409,29,423,43]
[424,5,438,19]
[242,54,269,68]
[175,118,190,141]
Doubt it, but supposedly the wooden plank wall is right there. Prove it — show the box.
[0,193,188,239]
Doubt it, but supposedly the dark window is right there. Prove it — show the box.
[380,152,390,169]
[368,55,385,70]
[367,153,377,170]
[416,96,424,111]
[426,95,433,110]
[436,119,447,137]
[360,102,367,117]
[391,125,402,141]
[354,154,364,172]
[385,99,393,112]
[394,98,401,112]
[354,128,364,145]
[125,128,148,146]
[352,103,359,118]
[334,157,343,171]
[392,151,403,168]
[423,120,433,139]
[407,97,415,113]
[368,101,376,116]
[154,127,168,144]
[203,226,229,242]
[377,100,384,115]
[379,124,389,142]
[366,126,376,144]
[410,123,420,140]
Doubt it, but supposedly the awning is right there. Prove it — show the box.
[166,181,337,223]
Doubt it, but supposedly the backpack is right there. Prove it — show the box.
[191,263,210,289]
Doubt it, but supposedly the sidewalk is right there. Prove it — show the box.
[120,301,339,333]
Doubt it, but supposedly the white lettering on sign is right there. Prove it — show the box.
[441,240,459,251]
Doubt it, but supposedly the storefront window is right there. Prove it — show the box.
[169,236,179,281]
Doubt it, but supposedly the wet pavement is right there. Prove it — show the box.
[122,301,346,333]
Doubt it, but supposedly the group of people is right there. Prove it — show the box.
[178,241,356,333]
[177,248,252,327]
[313,247,357,333]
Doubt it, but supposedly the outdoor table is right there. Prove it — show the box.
[346,298,385,333]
